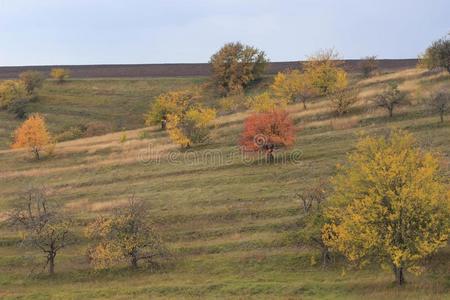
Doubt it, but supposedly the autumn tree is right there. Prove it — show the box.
[19,70,45,95]
[144,91,195,127]
[426,89,449,123]
[419,35,450,73]
[8,187,74,275]
[271,70,316,109]
[293,179,331,266]
[245,92,287,112]
[0,80,27,109]
[329,88,359,116]
[12,114,52,160]
[50,68,71,84]
[303,49,348,96]
[374,81,406,117]
[360,56,378,78]
[322,130,449,285]
[86,195,167,269]
[210,42,268,96]
[240,110,295,162]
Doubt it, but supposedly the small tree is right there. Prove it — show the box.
[210,42,268,96]
[420,35,450,73]
[329,89,359,116]
[19,70,45,95]
[8,187,74,275]
[50,68,70,84]
[12,114,52,160]
[360,56,378,78]
[240,110,295,162]
[271,70,316,109]
[166,105,216,148]
[374,81,405,117]
[144,91,194,127]
[7,98,30,119]
[322,130,449,285]
[86,195,167,269]
[303,49,348,96]
[0,80,27,109]
[427,90,449,123]
[245,92,287,113]
[294,179,331,266]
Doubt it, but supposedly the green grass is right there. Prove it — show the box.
[0,69,449,299]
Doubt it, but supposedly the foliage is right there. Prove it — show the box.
[419,35,450,73]
[86,195,167,269]
[11,113,53,160]
[145,91,195,126]
[245,92,287,112]
[271,70,316,109]
[210,42,268,96]
[374,81,406,117]
[50,68,71,84]
[84,122,112,137]
[7,187,74,275]
[167,105,216,148]
[360,56,378,78]
[0,80,28,109]
[7,98,30,119]
[322,130,450,285]
[240,110,295,161]
[304,49,348,96]
[329,88,359,115]
[218,95,242,114]
[426,89,449,123]
[55,125,86,142]
[19,70,46,95]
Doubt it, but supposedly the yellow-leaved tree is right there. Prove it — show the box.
[271,70,316,109]
[304,49,348,96]
[12,114,52,160]
[144,91,194,127]
[0,80,27,109]
[245,92,287,113]
[50,68,70,84]
[322,130,449,285]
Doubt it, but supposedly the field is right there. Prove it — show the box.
[0,68,449,299]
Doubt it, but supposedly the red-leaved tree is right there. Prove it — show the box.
[240,110,295,161]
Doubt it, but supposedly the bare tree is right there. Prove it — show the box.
[360,56,378,78]
[8,187,74,275]
[374,81,406,117]
[427,90,449,123]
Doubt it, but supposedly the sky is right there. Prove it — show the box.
[0,0,448,66]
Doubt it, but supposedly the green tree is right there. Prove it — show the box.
[0,80,27,109]
[426,89,449,123]
[419,35,450,73]
[210,42,268,96]
[323,130,449,285]
[19,70,45,95]
[375,81,406,117]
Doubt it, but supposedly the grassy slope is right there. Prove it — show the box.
[0,69,449,299]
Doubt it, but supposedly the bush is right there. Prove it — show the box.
[271,70,316,109]
[84,122,112,137]
[19,70,45,95]
[210,42,268,96]
[50,68,71,84]
[0,80,28,109]
[419,35,450,73]
[245,92,287,113]
[55,125,86,142]
[145,91,195,126]
[329,89,359,115]
[218,95,243,114]
[374,81,406,117]
[7,98,30,119]
[360,56,378,77]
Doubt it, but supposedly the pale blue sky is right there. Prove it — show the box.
[0,0,448,66]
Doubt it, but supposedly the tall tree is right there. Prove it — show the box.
[210,42,268,96]
[323,130,449,285]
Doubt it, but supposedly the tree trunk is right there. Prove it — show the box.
[33,148,40,160]
[440,111,444,123]
[302,99,307,110]
[394,266,405,286]
[48,254,55,275]
[266,151,274,163]
[131,250,138,269]
[389,107,393,118]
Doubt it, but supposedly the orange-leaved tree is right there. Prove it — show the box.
[240,110,295,162]
[12,114,52,160]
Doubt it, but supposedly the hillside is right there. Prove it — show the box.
[0,68,449,299]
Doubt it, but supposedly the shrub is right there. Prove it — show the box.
[7,98,30,119]
[0,80,28,109]
[240,110,295,162]
[329,89,359,115]
[50,68,71,84]
[19,70,45,95]
[145,91,194,126]
[245,92,287,112]
[360,56,378,77]
[271,70,316,109]
[84,122,112,137]
[218,95,242,114]
[322,130,450,285]
[426,89,449,123]
[210,42,268,96]
[11,113,52,160]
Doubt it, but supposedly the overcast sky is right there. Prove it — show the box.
[0,0,448,66]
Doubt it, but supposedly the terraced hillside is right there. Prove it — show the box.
[0,68,449,299]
